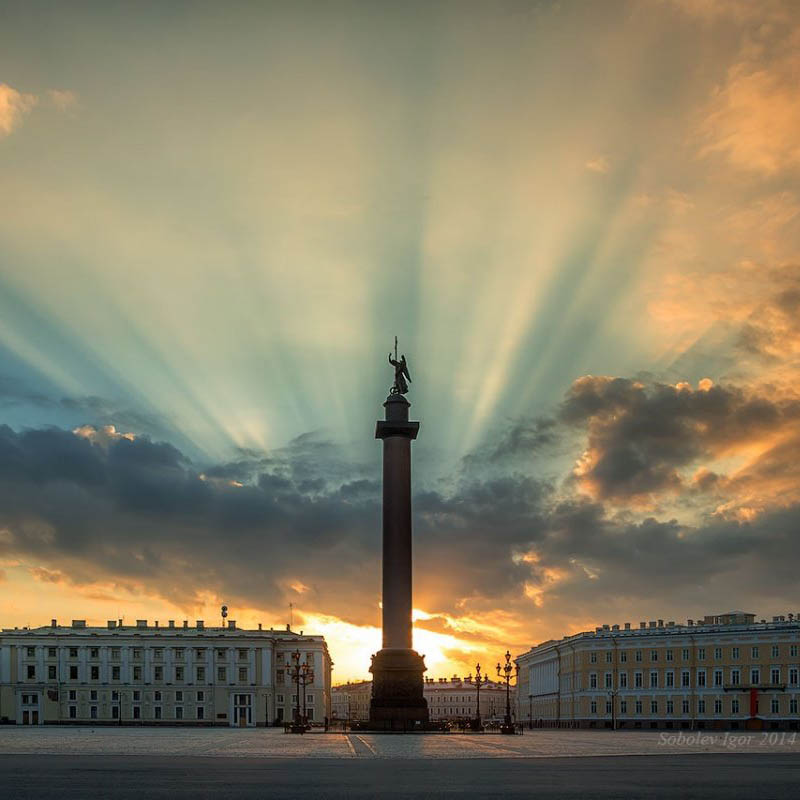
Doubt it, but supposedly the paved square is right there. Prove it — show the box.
[2,728,799,799]
[1,726,798,758]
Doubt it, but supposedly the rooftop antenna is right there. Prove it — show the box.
[289,602,294,630]
[394,335,398,362]
[221,605,228,628]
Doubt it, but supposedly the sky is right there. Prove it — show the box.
[1,0,799,682]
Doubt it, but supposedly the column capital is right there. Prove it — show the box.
[375,420,419,440]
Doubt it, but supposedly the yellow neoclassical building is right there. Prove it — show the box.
[516,612,800,731]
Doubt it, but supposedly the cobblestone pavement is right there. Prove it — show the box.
[1,726,798,758]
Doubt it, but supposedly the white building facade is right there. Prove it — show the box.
[425,675,516,723]
[331,680,372,721]
[0,618,331,726]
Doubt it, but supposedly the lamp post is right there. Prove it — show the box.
[285,649,315,732]
[285,650,302,732]
[497,650,518,735]
[529,694,533,730]
[300,660,314,727]
[472,663,489,731]
[608,688,618,731]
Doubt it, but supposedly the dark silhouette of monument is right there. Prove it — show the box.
[368,338,429,728]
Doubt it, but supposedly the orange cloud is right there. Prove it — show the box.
[73,424,136,446]
[699,23,800,174]
[0,83,37,137]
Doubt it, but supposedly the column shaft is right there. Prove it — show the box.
[382,436,413,649]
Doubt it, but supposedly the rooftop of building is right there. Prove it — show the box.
[424,674,508,689]
[0,617,328,645]
[519,611,800,658]
[331,680,372,691]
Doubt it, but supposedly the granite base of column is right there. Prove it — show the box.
[359,648,434,731]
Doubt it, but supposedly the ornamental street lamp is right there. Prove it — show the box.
[496,650,518,735]
[529,694,533,730]
[300,660,314,726]
[472,663,490,731]
[285,649,315,732]
[608,688,619,731]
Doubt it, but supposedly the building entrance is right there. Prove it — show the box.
[234,694,252,726]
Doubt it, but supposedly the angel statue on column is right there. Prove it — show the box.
[388,338,412,395]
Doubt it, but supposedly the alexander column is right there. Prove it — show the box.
[368,339,429,728]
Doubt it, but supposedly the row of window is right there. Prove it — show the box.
[53,689,315,705]
[587,666,798,689]
[61,689,208,702]
[23,646,256,661]
[23,665,253,682]
[65,705,206,720]
[589,698,800,715]
[428,694,504,703]
[588,645,799,664]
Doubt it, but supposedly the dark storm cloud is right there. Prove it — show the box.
[0,421,552,623]
[526,497,800,622]
[559,376,800,502]
[2,367,800,632]
[482,417,558,463]
[0,424,385,623]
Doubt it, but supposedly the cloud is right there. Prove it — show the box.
[47,89,78,111]
[73,424,136,447]
[29,566,66,583]
[698,20,800,174]
[0,83,38,137]
[0,84,78,139]
[1,364,800,666]
[585,156,611,174]
[560,375,800,506]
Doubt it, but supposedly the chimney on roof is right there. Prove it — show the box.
[258,623,262,631]
[168,620,175,628]
[640,622,646,629]
[136,620,147,628]
[72,620,86,628]
[155,620,159,628]
[118,618,123,627]
[107,620,117,629]
[51,619,57,627]
[183,620,188,629]
[196,620,204,630]
[624,623,631,630]
[688,619,694,626]
[658,619,664,627]
[227,620,236,630]
[612,624,619,631]
[286,624,290,631]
